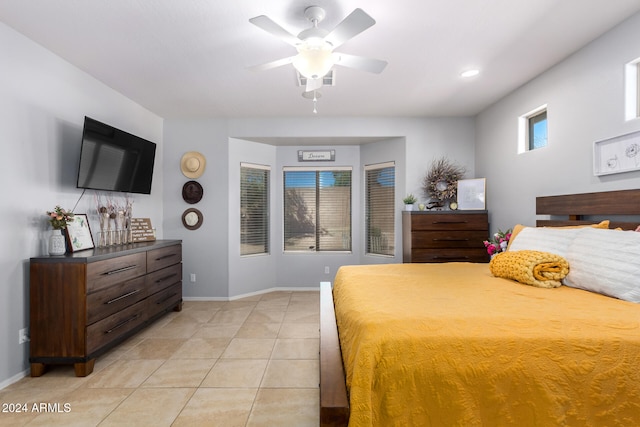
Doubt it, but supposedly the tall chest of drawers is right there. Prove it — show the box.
[402,211,489,263]
[29,240,182,377]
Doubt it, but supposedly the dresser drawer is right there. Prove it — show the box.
[86,299,147,354]
[410,214,488,231]
[86,276,147,325]
[411,248,488,263]
[147,282,182,320]
[87,252,147,294]
[411,230,489,249]
[147,244,182,273]
[146,263,182,295]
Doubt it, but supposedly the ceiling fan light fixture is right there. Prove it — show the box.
[293,42,335,79]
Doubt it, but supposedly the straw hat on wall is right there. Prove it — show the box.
[180,151,206,179]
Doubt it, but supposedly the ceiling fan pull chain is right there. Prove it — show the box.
[313,92,318,114]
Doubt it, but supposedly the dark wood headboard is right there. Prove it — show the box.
[536,189,640,230]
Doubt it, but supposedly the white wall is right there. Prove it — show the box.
[162,119,230,298]
[0,22,164,387]
[274,145,362,287]
[360,137,406,265]
[164,117,475,298]
[475,12,640,233]
[228,138,277,297]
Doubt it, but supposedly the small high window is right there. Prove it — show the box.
[625,58,640,121]
[518,105,548,153]
[528,110,548,150]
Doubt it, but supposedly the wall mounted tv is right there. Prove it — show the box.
[77,116,157,194]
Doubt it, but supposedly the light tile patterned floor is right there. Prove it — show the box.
[0,291,320,427]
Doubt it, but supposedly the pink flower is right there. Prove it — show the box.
[483,228,513,255]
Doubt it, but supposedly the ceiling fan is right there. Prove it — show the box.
[248,6,388,93]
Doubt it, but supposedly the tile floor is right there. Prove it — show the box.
[0,291,320,426]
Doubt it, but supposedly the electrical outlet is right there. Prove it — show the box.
[190,273,196,283]
[18,328,29,344]
[324,266,330,274]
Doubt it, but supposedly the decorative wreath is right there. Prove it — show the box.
[423,157,465,201]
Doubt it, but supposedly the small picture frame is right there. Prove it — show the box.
[65,214,95,252]
[457,178,486,210]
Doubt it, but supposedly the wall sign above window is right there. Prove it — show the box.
[298,150,335,162]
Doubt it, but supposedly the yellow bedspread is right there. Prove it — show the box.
[333,263,640,427]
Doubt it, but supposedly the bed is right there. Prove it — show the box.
[320,189,640,427]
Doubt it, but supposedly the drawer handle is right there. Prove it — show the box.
[432,221,469,224]
[106,289,141,305]
[105,314,140,334]
[156,292,178,305]
[155,254,177,261]
[103,265,138,276]
[432,238,470,242]
[155,273,178,284]
[432,256,470,260]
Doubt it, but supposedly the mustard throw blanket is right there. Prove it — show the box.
[489,250,569,288]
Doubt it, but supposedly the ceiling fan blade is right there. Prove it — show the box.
[305,77,323,92]
[334,53,387,74]
[247,56,295,72]
[249,15,300,46]
[324,9,375,48]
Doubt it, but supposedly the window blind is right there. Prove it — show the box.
[283,167,352,252]
[240,163,270,256]
[365,162,395,256]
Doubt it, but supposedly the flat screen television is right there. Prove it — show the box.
[76,116,157,194]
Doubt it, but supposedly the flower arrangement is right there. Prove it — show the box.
[483,228,512,256]
[46,206,74,230]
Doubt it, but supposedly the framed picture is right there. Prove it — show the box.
[457,178,486,210]
[65,214,95,252]
[593,130,640,176]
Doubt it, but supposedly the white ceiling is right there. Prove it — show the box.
[1,0,640,119]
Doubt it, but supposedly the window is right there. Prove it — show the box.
[240,163,270,256]
[625,58,640,121]
[518,105,548,153]
[283,167,352,252]
[365,162,395,256]
[528,110,548,150]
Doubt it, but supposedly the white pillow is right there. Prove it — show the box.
[507,227,581,258]
[564,227,640,302]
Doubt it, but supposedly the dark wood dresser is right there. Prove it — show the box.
[29,240,182,377]
[402,211,489,263]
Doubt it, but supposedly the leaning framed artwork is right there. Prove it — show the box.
[65,214,95,252]
[457,178,486,210]
[593,130,640,176]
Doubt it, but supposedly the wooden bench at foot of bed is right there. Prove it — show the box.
[320,281,349,427]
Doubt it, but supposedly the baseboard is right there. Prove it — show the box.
[183,285,320,302]
[0,368,29,391]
